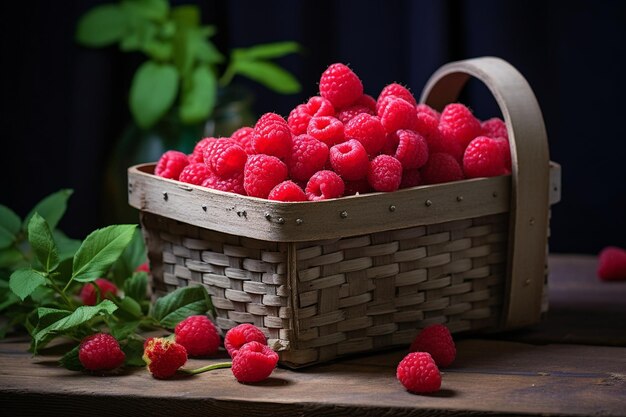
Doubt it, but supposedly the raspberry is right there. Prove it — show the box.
[174,315,221,357]
[268,180,307,202]
[231,341,279,383]
[355,94,377,111]
[396,352,441,393]
[329,139,369,181]
[285,134,329,182]
[305,170,345,201]
[344,178,372,196]
[481,117,508,140]
[224,323,267,359]
[438,103,482,150]
[376,83,417,113]
[252,113,293,159]
[319,63,363,109]
[367,155,403,192]
[378,96,419,134]
[78,333,126,371]
[202,170,245,195]
[135,261,150,273]
[420,152,464,185]
[463,136,510,178]
[409,324,456,368]
[335,104,375,124]
[155,150,188,180]
[79,278,118,306]
[415,103,440,119]
[400,169,422,188]
[344,113,386,156]
[414,111,440,141]
[231,127,256,154]
[287,96,335,135]
[307,116,345,146]
[390,130,429,170]
[597,246,626,281]
[189,137,217,164]
[178,163,212,185]
[143,337,188,379]
[243,154,288,199]
[204,138,248,176]
[431,127,465,163]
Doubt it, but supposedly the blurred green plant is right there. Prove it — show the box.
[75,0,301,130]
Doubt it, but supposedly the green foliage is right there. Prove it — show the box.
[76,1,302,129]
[152,285,212,329]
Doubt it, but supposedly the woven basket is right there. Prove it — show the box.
[128,57,561,367]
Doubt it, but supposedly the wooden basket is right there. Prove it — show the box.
[128,57,561,367]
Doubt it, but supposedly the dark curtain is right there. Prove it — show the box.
[1,0,624,254]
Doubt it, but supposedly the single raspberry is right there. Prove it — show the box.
[135,261,150,273]
[286,134,329,182]
[344,178,372,196]
[597,246,626,281]
[414,111,440,142]
[367,155,403,192]
[463,136,510,178]
[243,154,288,199]
[438,103,482,150]
[203,138,248,176]
[396,352,441,393]
[252,113,293,159]
[79,278,118,306]
[268,180,308,202]
[431,126,465,163]
[178,163,212,185]
[319,63,363,109]
[287,96,335,135]
[189,137,218,164]
[202,170,245,195]
[143,337,188,379]
[400,169,422,188]
[224,323,267,359]
[305,170,345,201]
[494,137,512,172]
[335,104,375,124]
[344,113,386,156]
[481,117,508,140]
[355,94,377,111]
[420,153,464,185]
[415,103,440,119]
[390,130,429,170]
[409,324,456,368]
[231,341,279,383]
[329,139,369,181]
[376,83,417,113]
[307,116,345,146]
[378,96,419,134]
[155,150,188,180]
[78,333,126,371]
[174,315,221,357]
[231,127,256,155]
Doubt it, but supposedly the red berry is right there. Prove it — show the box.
[481,117,508,140]
[79,278,118,306]
[78,333,126,371]
[391,130,429,170]
[335,104,375,124]
[155,150,188,180]
[175,315,221,357]
[344,113,386,156]
[231,341,279,383]
[420,153,464,185]
[415,103,440,119]
[376,83,417,113]
[202,170,245,195]
[224,324,267,359]
[400,168,422,189]
[243,154,288,199]
[409,324,456,368]
[143,337,188,379]
[414,111,441,143]
[204,138,248,176]
[597,246,626,281]
[252,113,293,159]
[231,127,256,155]
[378,96,419,134]
[329,139,370,181]
[463,136,509,178]
[396,352,441,393]
[189,137,217,164]
[268,180,307,202]
[319,63,363,109]
[367,155,403,192]
[135,261,150,273]
[354,94,377,112]
[286,134,329,182]
[178,163,212,185]
[307,116,345,146]
[438,103,482,150]
[287,96,335,135]
[305,170,345,201]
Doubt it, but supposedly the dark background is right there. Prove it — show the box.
[1,0,624,254]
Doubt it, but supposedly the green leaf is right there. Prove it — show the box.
[122,0,169,21]
[171,4,200,27]
[123,338,147,366]
[0,289,19,313]
[0,204,21,249]
[72,225,137,283]
[116,296,143,320]
[76,4,129,47]
[129,61,179,129]
[232,60,301,94]
[152,285,210,329]
[9,269,47,301]
[110,229,146,285]
[59,345,83,371]
[179,65,217,124]
[232,41,301,60]
[0,247,24,269]
[110,319,141,341]
[23,189,73,233]
[124,271,148,302]
[28,213,59,273]
[53,230,82,261]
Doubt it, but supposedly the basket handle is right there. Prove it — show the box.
[420,57,550,330]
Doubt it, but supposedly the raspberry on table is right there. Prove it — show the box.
[230,127,256,155]
[143,337,188,379]
[189,137,218,164]
[252,113,293,159]
[597,246,626,281]
[307,116,345,146]
[378,96,419,134]
[286,134,329,182]
[400,168,422,189]
[178,163,212,185]
[367,155,403,192]
[319,63,363,109]
[268,180,308,202]
[481,117,508,141]
[391,129,429,170]
[329,139,370,181]
[202,170,245,195]
[438,103,482,150]
[224,323,267,359]
[203,138,248,176]
[409,324,456,368]
[243,154,288,199]
[78,333,126,371]
[420,152,465,185]
[231,341,279,383]
[155,150,189,180]
[376,83,417,113]
[344,113,386,156]
[396,352,441,393]
[463,136,510,179]
[305,170,345,201]
[175,315,221,357]
[79,278,118,306]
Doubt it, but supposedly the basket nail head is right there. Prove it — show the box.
[264,213,272,220]
[277,217,285,224]
[162,191,168,201]
[237,210,247,218]
[456,196,464,202]
[529,217,535,226]
[492,191,498,198]
[340,211,348,218]
[389,205,396,212]
[296,218,304,225]
[425,200,433,207]
[524,278,531,286]
[202,204,207,212]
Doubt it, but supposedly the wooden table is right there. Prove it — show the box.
[1,254,625,416]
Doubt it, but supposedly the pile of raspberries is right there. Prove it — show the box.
[154,63,511,201]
